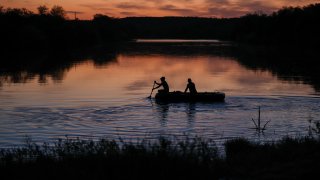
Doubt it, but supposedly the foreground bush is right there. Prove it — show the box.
[1,136,320,179]
[0,137,223,180]
[225,137,320,179]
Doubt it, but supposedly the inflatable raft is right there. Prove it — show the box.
[155,91,225,102]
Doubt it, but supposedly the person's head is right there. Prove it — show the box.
[188,78,192,83]
[160,76,165,82]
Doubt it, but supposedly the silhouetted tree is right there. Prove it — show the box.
[37,5,49,15]
[50,5,66,19]
[4,7,33,17]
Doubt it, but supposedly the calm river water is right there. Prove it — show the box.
[0,40,320,147]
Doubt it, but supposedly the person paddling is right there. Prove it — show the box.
[153,76,169,93]
[184,78,197,94]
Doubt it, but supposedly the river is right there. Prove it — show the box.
[0,39,320,147]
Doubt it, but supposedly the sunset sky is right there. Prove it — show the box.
[1,0,319,19]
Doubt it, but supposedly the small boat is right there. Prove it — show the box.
[155,91,225,103]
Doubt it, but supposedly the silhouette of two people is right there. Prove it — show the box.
[153,77,197,94]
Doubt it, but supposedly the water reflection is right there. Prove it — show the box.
[0,48,118,86]
[186,103,196,130]
[156,103,169,127]
[1,41,319,95]
[1,40,320,146]
[234,45,320,93]
[154,102,197,133]
[0,41,319,111]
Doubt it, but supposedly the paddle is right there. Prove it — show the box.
[148,82,156,98]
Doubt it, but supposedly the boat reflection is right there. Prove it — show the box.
[155,102,169,127]
[186,103,196,129]
[155,102,196,130]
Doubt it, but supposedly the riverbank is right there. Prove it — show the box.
[1,3,320,53]
[1,136,320,179]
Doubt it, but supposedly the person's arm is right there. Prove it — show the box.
[184,84,189,93]
[153,85,161,89]
[154,81,160,85]
[153,81,162,89]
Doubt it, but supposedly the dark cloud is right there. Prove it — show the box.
[241,1,277,13]
[79,3,114,11]
[66,11,84,14]
[116,3,147,9]
[205,0,231,6]
[120,11,139,16]
[160,4,177,10]
[205,0,279,17]
[159,4,198,15]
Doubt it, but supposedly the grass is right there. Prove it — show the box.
[0,136,223,179]
[1,136,320,179]
[225,137,320,179]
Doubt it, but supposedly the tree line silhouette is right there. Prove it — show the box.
[0,5,131,52]
[0,3,320,52]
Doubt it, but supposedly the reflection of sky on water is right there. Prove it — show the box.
[1,54,314,108]
[0,43,319,147]
[63,55,314,98]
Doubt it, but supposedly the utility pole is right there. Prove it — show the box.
[66,11,83,20]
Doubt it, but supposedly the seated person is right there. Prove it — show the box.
[184,78,197,94]
[153,76,169,93]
